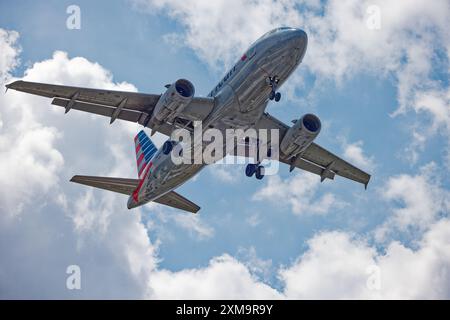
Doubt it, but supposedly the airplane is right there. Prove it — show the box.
[5,27,370,214]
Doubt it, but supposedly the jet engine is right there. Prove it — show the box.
[280,113,321,158]
[149,79,195,128]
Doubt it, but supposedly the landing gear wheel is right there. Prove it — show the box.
[268,76,281,102]
[162,140,173,155]
[245,164,257,177]
[274,92,281,102]
[255,166,264,180]
[269,91,275,100]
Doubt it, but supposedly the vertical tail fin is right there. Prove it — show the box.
[134,130,157,178]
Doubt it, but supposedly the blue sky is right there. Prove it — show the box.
[0,0,449,298]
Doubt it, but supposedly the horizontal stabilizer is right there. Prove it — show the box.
[70,175,200,213]
[153,191,200,214]
[70,175,139,195]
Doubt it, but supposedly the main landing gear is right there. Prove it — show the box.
[245,143,272,180]
[245,163,264,180]
[268,76,281,102]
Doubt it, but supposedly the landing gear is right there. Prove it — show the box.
[245,163,265,180]
[245,138,270,180]
[255,165,264,180]
[245,163,257,177]
[269,91,275,100]
[162,140,174,155]
[267,76,281,102]
[274,92,281,102]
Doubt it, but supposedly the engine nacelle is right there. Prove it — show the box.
[149,79,195,126]
[280,113,321,158]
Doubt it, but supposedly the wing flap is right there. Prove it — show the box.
[52,98,175,136]
[153,191,200,214]
[70,175,139,195]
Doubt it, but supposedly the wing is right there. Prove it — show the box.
[70,175,200,213]
[243,113,371,188]
[5,80,214,136]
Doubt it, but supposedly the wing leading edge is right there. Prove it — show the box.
[6,80,214,137]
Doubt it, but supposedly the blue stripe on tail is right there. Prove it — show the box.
[134,130,157,178]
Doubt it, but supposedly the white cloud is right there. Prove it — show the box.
[280,231,378,299]
[253,171,345,215]
[0,29,20,83]
[237,246,273,283]
[0,29,158,298]
[376,163,450,241]
[171,212,215,240]
[280,219,450,299]
[246,212,261,227]
[133,0,302,70]
[0,30,63,218]
[148,254,282,299]
[342,140,375,172]
[148,219,450,299]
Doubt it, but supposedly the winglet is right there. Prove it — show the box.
[364,175,371,190]
[5,82,13,93]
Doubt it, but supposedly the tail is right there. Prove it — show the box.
[134,130,157,178]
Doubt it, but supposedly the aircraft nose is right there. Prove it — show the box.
[289,29,308,60]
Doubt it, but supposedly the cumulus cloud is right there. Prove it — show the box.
[252,171,345,215]
[0,30,63,218]
[173,213,215,239]
[280,219,450,299]
[149,219,450,299]
[0,29,158,298]
[376,163,450,241]
[0,28,20,82]
[342,140,375,172]
[148,254,282,299]
[280,231,378,299]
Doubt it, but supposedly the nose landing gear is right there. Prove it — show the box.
[267,76,281,102]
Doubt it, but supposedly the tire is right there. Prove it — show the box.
[255,166,264,180]
[245,164,257,177]
[269,91,275,100]
[274,92,281,102]
[162,140,173,155]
